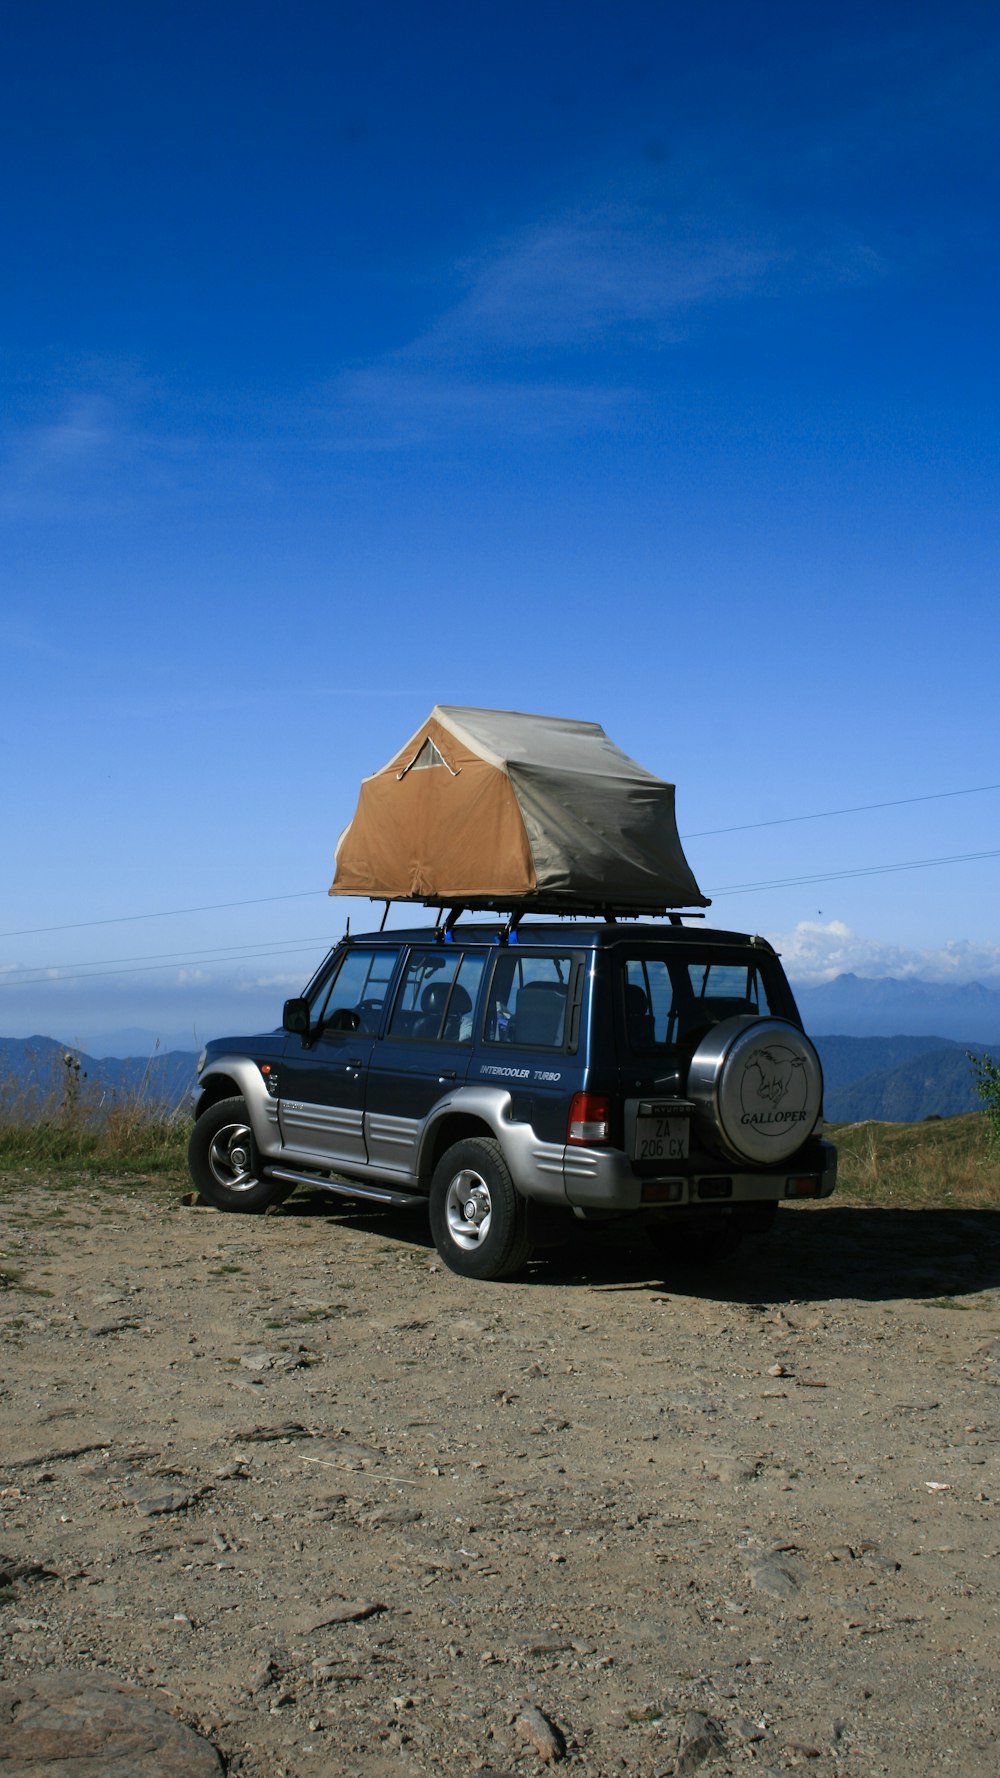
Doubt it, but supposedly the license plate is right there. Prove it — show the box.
[634,1111,689,1163]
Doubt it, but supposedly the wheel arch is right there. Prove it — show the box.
[193,1059,279,1154]
[195,1071,243,1116]
[419,1110,496,1188]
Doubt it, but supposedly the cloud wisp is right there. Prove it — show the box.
[770,920,1000,986]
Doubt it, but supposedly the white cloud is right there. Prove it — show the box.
[424,204,784,356]
[770,920,1000,986]
[330,365,635,447]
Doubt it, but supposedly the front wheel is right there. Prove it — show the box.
[188,1096,291,1213]
[429,1138,533,1280]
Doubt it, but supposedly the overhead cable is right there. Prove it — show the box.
[3,779,999,941]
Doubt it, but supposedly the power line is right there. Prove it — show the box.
[710,845,1000,896]
[682,781,1000,839]
[3,778,999,943]
[0,890,329,941]
[0,941,330,989]
[0,935,337,988]
[5,843,1000,988]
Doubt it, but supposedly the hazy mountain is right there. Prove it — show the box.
[0,1036,196,1112]
[83,1028,203,1058]
[814,1036,987,1122]
[793,974,1000,1042]
[2,1005,994,1127]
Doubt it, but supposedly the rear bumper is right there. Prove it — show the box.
[562,1137,837,1212]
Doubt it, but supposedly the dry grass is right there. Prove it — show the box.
[0,1063,188,1176]
[1,1059,997,1207]
[830,1111,999,1208]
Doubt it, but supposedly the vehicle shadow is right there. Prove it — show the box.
[278,1193,1000,1305]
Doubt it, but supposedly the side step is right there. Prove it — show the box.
[265,1166,426,1211]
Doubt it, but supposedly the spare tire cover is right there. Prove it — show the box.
[686,1016,823,1166]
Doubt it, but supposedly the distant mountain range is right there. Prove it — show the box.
[2,971,998,1126]
[0,1036,196,1113]
[793,973,1000,1042]
[814,1035,987,1123]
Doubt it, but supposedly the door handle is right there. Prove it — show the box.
[346,1058,363,1068]
[438,1069,458,1081]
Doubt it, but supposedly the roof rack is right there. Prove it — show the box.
[410,899,708,943]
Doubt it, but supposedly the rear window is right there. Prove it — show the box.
[623,955,775,1050]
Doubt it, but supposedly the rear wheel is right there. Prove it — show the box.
[188,1096,292,1213]
[429,1137,533,1280]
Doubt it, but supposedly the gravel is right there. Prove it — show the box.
[2,1182,999,1776]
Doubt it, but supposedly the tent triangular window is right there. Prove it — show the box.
[397,736,456,778]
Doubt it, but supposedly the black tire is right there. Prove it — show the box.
[429,1137,533,1280]
[188,1096,291,1213]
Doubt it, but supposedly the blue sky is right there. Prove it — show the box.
[3,1,1000,1047]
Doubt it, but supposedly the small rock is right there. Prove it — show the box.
[301,1599,386,1631]
[733,1715,767,1742]
[357,1506,422,1527]
[247,1655,275,1695]
[748,1554,803,1600]
[239,1351,276,1373]
[122,1487,200,1517]
[0,1671,223,1774]
[675,1711,725,1774]
[515,1703,566,1763]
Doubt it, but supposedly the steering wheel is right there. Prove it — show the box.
[325,1006,360,1032]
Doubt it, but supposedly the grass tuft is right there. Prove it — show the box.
[829,1111,999,1209]
[0,1060,188,1177]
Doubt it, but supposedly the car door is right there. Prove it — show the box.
[364,947,487,1176]
[278,945,401,1166]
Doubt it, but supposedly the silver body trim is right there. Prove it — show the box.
[265,1166,424,1209]
[195,1062,836,1214]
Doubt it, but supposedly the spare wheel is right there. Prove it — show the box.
[686,1016,823,1166]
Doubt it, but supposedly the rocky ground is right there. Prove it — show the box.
[2,1175,999,1777]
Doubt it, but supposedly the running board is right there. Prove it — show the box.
[265,1166,425,1210]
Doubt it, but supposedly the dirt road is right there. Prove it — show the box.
[2,1178,999,1776]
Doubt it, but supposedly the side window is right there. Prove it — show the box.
[316,948,400,1035]
[485,953,575,1049]
[388,950,487,1043]
[448,953,486,1043]
[624,959,674,1048]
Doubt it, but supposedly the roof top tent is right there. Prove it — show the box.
[329,706,710,918]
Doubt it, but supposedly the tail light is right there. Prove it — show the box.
[567,1092,611,1144]
[785,1174,821,1198]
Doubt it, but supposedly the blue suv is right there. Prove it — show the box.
[189,918,836,1280]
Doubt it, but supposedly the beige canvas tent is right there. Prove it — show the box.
[330,706,709,914]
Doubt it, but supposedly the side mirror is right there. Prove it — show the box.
[283,997,311,1036]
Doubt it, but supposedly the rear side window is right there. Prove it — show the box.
[485,952,576,1049]
[623,956,774,1050]
[389,949,486,1043]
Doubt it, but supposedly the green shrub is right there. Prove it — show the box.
[968,1050,1000,1153]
